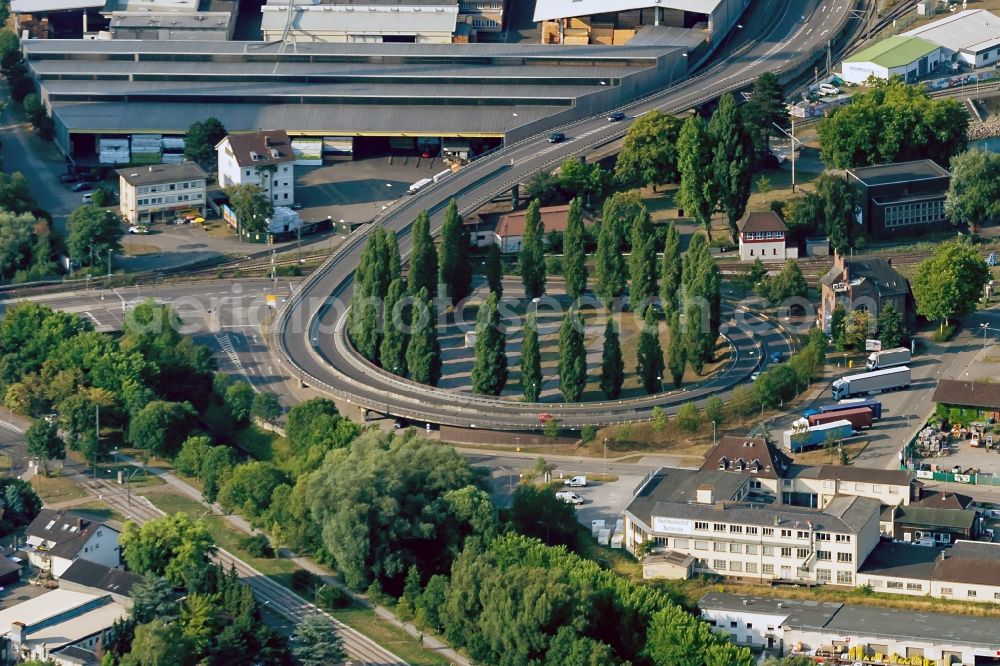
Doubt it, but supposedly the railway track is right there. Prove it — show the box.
[80,477,407,666]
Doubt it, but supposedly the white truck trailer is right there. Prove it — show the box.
[865,347,911,371]
[831,366,911,400]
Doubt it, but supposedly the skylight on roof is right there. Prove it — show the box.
[45,520,55,530]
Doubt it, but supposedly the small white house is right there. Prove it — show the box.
[216,130,296,207]
[24,510,120,579]
[736,211,796,262]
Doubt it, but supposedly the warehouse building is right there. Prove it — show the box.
[904,9,1000,69]
[847,159,952,238]
[699,591,1000,664]
[840,35,942,84]
[261,0,460,45]
[21,39,688,161]
[532,0,746,48]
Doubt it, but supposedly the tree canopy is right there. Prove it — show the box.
[224,184,273,235]
[818,78,967,168]
[183,118,227,172]
[614,110,683,190]
[945,149,1000,231]
[67,205,123,267]
[913,238,990,332]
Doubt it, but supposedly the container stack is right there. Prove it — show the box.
[98,138,129,165]
[130,134,163,165]
[161,136,186,163]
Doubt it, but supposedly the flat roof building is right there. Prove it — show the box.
[21,39,688,158]
[841,35,942,84]
[261,0,460,45]
[847,158,952,238]
[700,590,1000,663]
[904,9,1000,68]
[624,467,882,586]
[933,378,1000,422]
[117,162,208,225]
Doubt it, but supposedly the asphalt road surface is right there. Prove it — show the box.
[276,0,852,430]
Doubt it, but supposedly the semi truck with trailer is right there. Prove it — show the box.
[831,367,911,400]
[803,399,883,420]
[807,407,873,430]
[865,347,911,371]
[782,420,854,452]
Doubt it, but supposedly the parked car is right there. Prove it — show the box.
[538,412,554,423]
[128,225,150,235]
[81,193,94,203]
[77,173,99,183]
[563,475,587,487]
[60,174,79,184]
[818,83,840,96]
[770,351,784,364]
[607,111,626,122]
[556,491,584,505]
[548,132,566,143]
[750,372,760,382]
[291,202,303,210]
[71,182,92,192]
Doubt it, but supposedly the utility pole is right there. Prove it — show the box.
[106,248,112,288]
[93,404,99,480]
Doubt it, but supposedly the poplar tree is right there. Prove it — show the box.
[409,211,438,297]
[485,242,503,297]
[628,205,657,309]
[520,312,541,402]
[519,199,546,299]
[405,288,441,386]
[676,116,714,230]
[659,222,681,319]
[599,318,624,399]
[710,93,754,240]
[636,306,664,394]
[385,230,401,283]
[471,293,508,395]
[557,309,587,402]
[594,218,626,308]
[439,198,471,305]
[563,197,587,300]
[684,302,711,375]
[667,313,686,388]
[379,278,407,375]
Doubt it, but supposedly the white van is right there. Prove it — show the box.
[81,192,94,203]
[819,83,840,96]
[556,491,584,505]
[563,476,587,487]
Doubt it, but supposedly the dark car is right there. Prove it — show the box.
[77,173,99,183]
[607,112,626,122]
[71,182,92,192]
[59,174,79,184]
[291,202,304,210]
[770,351,784,364]
[548,132,566,143]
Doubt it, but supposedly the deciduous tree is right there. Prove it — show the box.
[945,149,1000,232]
[744,72,789,152]
[25,418,64,474]
[120,512,214,588]
[184,117,227,172]
[913,238,990,333]
[405,287,442,386]
[628,205,657,308]
[614,110,683,190]
[67,206,123,267]
[659,222,681,318]
[877,301,905,349]
[250,391,281,424]
[127,400,197,459]
[224,380,254,422]
[666,313,686,388]
[594,215,626,307]
[485,242,503,296]
[224,184,273,235]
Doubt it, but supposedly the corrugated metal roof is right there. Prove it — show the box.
[533,0,722,22]
[10,0,103,11]
[49,100,562,134]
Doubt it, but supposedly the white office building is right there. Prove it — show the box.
[624,467,882,586]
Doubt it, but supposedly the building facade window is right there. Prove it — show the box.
[816,569,831,583]
[883,199,945,228]
[746,562,757,574]
[837,553,853,563]
[762,564,774,575]
[836,571,853,585]
[695,522,709,531]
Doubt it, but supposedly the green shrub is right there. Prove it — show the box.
[317,584,351,610]
[243,533,274,558]
[291,568,318,592]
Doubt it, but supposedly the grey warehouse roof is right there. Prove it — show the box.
[903,9,1000,54]
[23,38,686,137]
[699,592,844,628]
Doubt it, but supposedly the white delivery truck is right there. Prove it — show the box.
[865,347,911,371]
[831,366,911,400]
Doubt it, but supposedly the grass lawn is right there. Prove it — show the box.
[70,499,126,524]
[328,607,451,666]
[143,489,297,578]
[121,242,160,256]
[34,473,89,505]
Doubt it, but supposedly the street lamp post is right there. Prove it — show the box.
[106,248,112,288]
[772,120,801,192]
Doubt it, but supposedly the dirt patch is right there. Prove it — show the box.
[122,242,160,256]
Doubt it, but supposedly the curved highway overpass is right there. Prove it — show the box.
[274,0,854,429]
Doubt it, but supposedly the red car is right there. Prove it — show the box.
[538,413,554,423]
